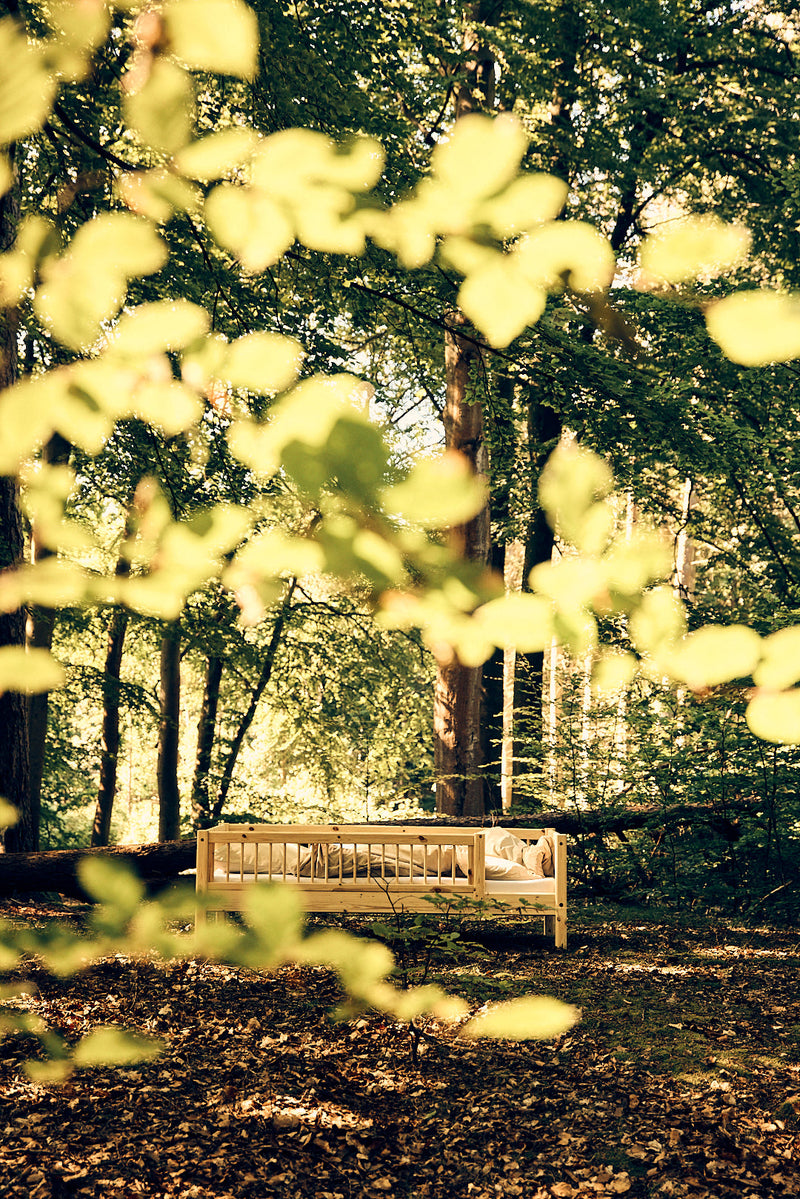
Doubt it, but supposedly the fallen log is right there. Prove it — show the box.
[0,839,196,899]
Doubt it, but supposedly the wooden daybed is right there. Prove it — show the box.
[195,824,567,947]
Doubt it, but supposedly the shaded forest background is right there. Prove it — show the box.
[1,0,799,921]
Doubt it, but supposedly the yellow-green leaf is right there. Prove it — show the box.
[753,626,800,690]
[592,650,637,696]
[124,58,194,155]
[432,113,527,199]
[164,0,259,79]
[112,301,210,356]
[223,332,303,393]
[458,259,547,348]
[538,443,614,547]
[205,183,294,272]
[474,593,555,652]
[706,290,800,366]
[463,994,579,1041]
[666,624,761,689]
[479,173,568,236]
[116,168,200,223]
[0,799,18,830]
[0,154,11,197]
[640,216,750,284]
[78,857,145,909]
[516,221,615,292]
[0,647,65,695]
[173,128,260,180]
[73,1027,161,1068]
[628,586,687,658]
[746,689,800,744]
[0,18,57,145]
[382,450,486,528]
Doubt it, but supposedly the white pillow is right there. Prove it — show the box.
[483,826,526,864]
[214,840,314,877]
[483,854,535,881]
[522,836,554,879]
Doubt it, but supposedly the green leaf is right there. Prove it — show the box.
[240,884,305,963]
[0,18,57,145]
[124,58,195,155]
[592,650,637,695]
[746,690,800,744]
[132,380,202,436]
[164,0,259,79]
[705,290,800,366]
[117,168,200,223]
[381,451,486,528]
[0,647,65,696]
[0,799,18,831]
[538,443,614,549]
[173,128,260,181]
[79,858,145,919]
[753,626,800,690]
[0,559,91,611]
[205,183,294,272]
[474,593,555,652]
[462,994,579,1041]
[44,0,111,82]
[628,586,687,658]
[640,216,750,284]
[0,154,11,198]
[111,301,210,356]
[478,174,568,236]
[666,624,762,689]
[72,1027,161,1068]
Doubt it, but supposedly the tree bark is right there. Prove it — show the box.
[0,839,196,899]
[191,653,223,829]
[157,621,182,841]
[434,316,490,817]
[91,601,130,846]
[0,147,33,853]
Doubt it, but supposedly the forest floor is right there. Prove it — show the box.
[0,899,798,1199]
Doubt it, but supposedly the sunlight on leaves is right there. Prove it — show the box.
[457,259,547,348]
[223,331,304,394]
[516,221,615,293]
[592,649,638,696]
[205,182,294,272]
[462,994,579,1041]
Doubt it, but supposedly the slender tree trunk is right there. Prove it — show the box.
[434,316,490,817]
[26,434,71,848]
[91,603,130,846]
[0,147,33,853]
[191,653,223,829]
[212,579,296,821]
[157,621,181,841]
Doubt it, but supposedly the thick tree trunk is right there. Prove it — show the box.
[0,839,196,899]
[0,150,33,853]
[434,317,490,818]
[191,654,223,829]
[91,602,130,846]
[157,622,182,841]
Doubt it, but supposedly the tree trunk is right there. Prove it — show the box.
[26,434,71,849]
[0,838,196,899]
[213,579,296,821]
[0,148,33,853]
[434,316,490,817]
[191,653,223,829]
[157,621,181,841]
[91,602,130,846]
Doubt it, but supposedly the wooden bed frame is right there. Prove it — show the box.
[195,824,567,947]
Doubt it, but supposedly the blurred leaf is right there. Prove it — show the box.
[0,799,18,830]
[111,300,210,356]
[753,626,800,690]
[516,221,615,292]
[463,994,579,1041]
[628,586,687,658]
[479,173,568,236]
[132,380,203,435]
[117,167,200,223]
[240,884,305,963]
[746,689,800,744]
[164,0,259,79]
[205,183,294,272]
[706,290,800,366]
[0,17,57,145]
[124,58,194,155]
[0,647,65,695]
[79,858,145,912]
[174,128,260,180]
[72,1027,161,1068]
[538,443,614,549]
[474,593,555,652]
[0,153,10,196]
[382,451,486,528]
[223,331,303,393]
[666,624,762,688]
[44,0,111,82]
[432,112,527,198]
[458,259,547,348]
[602,532,672,599]
[592,650,637,695]
[0,559,91,611]
[640,216,750,284]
